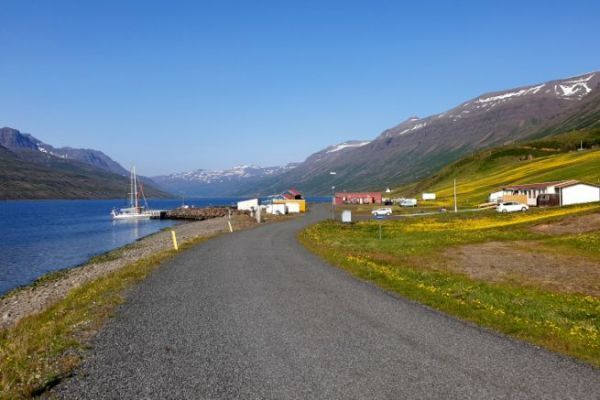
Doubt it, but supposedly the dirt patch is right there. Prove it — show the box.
[443,241,600,297]
[532,212,600,235]
[0,214,256,330]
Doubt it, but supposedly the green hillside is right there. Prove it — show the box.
[393,129,600,208]
[0,149,169,200]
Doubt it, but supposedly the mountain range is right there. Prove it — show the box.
[0,127,167,199]
[152,164,299,197]
[3,71,599,199]
[249,72,600,195]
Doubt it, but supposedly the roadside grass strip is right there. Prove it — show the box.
[299,205,600,366]
[0,237,207,400]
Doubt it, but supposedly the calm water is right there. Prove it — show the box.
[0,198,240,295]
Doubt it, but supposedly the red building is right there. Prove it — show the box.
[334,192,382,205]
[281,188,303,200]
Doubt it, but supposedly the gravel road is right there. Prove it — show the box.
[55,205,600,399]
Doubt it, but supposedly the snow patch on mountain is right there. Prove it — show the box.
[398,122,427,135]
[37,144,68,159]
[326,141,371,153]
[554,74,595,99]
[160,164,297,184]
[476,84,546,104]
[473,73,595,108]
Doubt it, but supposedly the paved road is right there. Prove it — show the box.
[56,205,599,399]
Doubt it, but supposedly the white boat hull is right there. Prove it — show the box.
[112,213,153,220]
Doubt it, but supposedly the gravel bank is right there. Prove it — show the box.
[0,214,255,330]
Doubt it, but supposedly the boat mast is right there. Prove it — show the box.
[133,166,139,209]
[129,166,135,208]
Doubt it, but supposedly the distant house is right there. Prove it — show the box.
[282,188,303,200]
[334,192,382,205]
[497,180,600,206]
[273,188,306,212]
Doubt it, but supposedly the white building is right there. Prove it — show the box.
[286,202,301,213]
[500,180,599,206]
[266,203,287,215]
[422,193,436,200]
[488,190,504,203]
[237,198,259,211]
[557,181,600,206]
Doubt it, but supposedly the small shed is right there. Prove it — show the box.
[537,193,560,207]
[266,203,287,215]
[341,210,352,223]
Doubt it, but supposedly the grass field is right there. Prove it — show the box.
[300,204,600,366]
[389,129,600,209]
[428,150,600,208]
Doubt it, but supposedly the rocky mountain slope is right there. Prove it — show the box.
[0,127,128,175]
[152,164,298,197]
[0,127,168,199]
[252,71,600,195]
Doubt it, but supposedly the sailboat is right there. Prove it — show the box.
[111,166,155,220]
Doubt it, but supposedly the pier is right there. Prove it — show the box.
[152,206,248,221]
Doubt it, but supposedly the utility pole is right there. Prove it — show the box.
[331,185,336,220]
[330,171,337,221]
[453,178,458,213]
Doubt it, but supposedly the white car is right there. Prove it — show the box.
[496,202,528,213]
[371,207,393,216]
[399,198,418,207]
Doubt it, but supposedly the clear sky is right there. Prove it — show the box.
[1,1,599,175]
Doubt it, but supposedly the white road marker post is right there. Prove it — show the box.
[228,221,233,233]
[171,230,179,251]
[256,205,262,223]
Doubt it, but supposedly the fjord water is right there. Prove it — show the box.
[0,198,239,296]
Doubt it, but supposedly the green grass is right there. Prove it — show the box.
[392,128,600,208]
[0,236,208,400]
[545,231,600,259]
[299,204,600,366]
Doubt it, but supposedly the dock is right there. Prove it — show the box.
[152,207,247,221]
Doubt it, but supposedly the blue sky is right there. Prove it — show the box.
[1,1,599,175]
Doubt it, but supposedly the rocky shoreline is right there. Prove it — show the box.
[164,206,247,220]
[0,213,256,330]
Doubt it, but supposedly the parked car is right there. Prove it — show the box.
[496,202,528,213]
[371,207,393,216]
[399,198,418,207]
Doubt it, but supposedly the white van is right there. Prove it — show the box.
[399,198,418,207]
